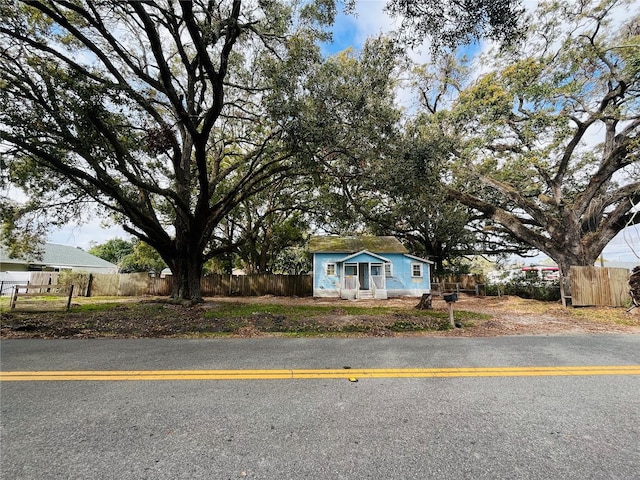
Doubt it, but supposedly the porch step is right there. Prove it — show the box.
[357,290,373,299]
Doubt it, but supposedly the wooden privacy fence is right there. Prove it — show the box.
[28,271,91,296]
[569,266,631,307]
[150,274,313,297]
[18,272,313,297]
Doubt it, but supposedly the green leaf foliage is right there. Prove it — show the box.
[444,0,640,272]
[0,0,335,300]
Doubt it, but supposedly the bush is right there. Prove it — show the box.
[57,271,91,296]
[486,277,560,301]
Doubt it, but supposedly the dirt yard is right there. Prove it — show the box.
[1,294,639,338]
[424,294,640,336]
[213,294,640,336]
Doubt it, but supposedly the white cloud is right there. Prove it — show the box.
[349,0,396,43]
[341,0,431,62]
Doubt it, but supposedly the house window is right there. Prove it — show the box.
[384,263,393,277]
[411,263,423,278]
[326,263,336,276]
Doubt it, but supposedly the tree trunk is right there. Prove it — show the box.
[550,233,599,280]
[551,243,598,308]
[171,259,202,303]
[629,267,640,309]
[169,251,204,303]
[415,293,433,310]
[258,228,272,273]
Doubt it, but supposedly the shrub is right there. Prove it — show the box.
[486,277,560,301]
[57,271,91,296]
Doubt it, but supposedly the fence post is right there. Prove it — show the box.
[66,285,74,311]
[560,268,570,308]
[448,302,455,328]
[11,285,18,309]
[86,274,93,297]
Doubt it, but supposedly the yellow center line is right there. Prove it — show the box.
[1,366,639,381]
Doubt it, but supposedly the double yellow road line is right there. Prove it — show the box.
[1,365,640,382]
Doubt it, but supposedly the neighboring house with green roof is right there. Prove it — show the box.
[309,236,433,299]
[0,243,118,274]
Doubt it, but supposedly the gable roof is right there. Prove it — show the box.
[309,236,408,254]
[335,250,391,263]
[0,243,117,269]
[404,253,434,265]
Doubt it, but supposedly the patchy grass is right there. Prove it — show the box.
[447,294,640,335]
[204,303,449,320]
[202,302,486,335]
[69,303,122,313]
[0,297,12,311]
[2,294,638,339]
[479,295,638,326]
[0,298,489,338]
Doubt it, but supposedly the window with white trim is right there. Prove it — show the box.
[411,263,423,278]
[326,263,336,276]
[384,263,393,277]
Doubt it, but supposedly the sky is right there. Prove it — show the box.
[45,0,640,266]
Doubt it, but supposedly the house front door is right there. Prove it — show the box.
[358,262,369,290]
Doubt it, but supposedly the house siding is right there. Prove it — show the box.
[384,253,431,297]
[313,252,346,297]
[312,252,431,298]
[0,262,29,272]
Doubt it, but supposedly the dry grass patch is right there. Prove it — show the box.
[2,294,639,338]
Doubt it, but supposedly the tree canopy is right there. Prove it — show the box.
[0,0,332,301]
[89,237,166,274]
[441,0,640,274]
[88,238,134,266]
[385,0,524,52]
[1,0,636,303]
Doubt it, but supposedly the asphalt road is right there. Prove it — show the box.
[2,336,640,479]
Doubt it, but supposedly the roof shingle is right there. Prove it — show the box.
[309,236,408,254]
[0,243,116,269]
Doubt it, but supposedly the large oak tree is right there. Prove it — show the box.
[0,0,331,301]
[442,0,640,276]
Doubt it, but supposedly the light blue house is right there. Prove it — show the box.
[309,236,433,299]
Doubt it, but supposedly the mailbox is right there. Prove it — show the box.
[443,293,458,303]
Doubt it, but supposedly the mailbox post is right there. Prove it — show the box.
[443,293,458,328]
